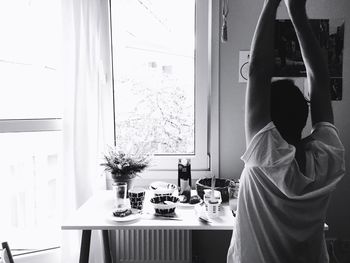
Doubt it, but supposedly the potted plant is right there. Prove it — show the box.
[101,147,150,190]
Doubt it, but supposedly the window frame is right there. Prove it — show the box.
[0,0,63,259]
[0,118,62,260]
[0,119,62,133]
[108,0,220,179]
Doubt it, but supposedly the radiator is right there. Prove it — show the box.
[110,229,192,263]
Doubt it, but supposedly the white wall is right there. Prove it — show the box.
[219,0,350,237]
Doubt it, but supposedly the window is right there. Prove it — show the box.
[0,0,62,257]
[110,0,219,174]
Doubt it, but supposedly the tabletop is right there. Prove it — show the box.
[61,190,236,231]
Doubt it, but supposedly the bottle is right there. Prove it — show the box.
[178,158,191,203]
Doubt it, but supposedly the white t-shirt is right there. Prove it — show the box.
[227,122,345,263]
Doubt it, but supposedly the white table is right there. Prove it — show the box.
[62,190,235,263]
[62,190,329,263]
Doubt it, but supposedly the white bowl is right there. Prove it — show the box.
[149,181,177,196]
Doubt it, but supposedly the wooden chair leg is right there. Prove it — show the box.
[79,230,92,263]
[102,230,113,263]
[1,242,15,263]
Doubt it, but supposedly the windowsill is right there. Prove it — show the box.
[106,169,214,189]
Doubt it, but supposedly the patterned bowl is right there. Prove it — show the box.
[150,195,179,215]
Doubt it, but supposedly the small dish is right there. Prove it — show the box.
[177,199,203,207]
[149,181,177,196]
[108,210,141,222]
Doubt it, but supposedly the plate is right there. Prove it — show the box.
[177,195,203,207]
[108,210,141,222]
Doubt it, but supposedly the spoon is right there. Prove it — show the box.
[199,215,212,224]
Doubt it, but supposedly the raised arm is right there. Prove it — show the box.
[245,0,281,145]
[284,0,334,125]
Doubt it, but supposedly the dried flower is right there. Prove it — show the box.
[101,147,151,180]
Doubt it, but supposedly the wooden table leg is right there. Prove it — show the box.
[79,230,91,263]
[102,230,113,263]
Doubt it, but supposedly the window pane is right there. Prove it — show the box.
[0,131,61,250]
[111,0,195,155]
[0,0,62,119]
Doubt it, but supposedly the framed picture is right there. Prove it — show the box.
[274,19,344,79]
[273,19,344,101]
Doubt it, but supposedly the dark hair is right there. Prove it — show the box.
[270,79,309,141]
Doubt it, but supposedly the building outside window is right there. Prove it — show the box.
[110,0,219,176]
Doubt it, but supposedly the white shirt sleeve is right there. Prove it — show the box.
[240,121,345,199]
[304,122,346,194]
[311,122,344,150]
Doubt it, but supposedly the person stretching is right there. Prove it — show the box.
[227,0,345,262]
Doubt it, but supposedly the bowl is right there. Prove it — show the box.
[149,181,177,196]
[195,178,233,202]
[150,195,179,215]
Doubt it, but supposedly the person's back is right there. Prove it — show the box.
[227,121,345,262]
[227,0,346,262]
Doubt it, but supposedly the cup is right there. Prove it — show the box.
[112,182,128,210]
[128,187,146,210]
[228,180,239,211]
[203,190,222,217]
[205,198,222,218]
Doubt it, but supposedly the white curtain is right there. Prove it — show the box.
[61,0,114,262]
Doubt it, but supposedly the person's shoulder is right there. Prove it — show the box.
[242,121,295,167]
[312,122,337,132]
[309,122,344,150]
